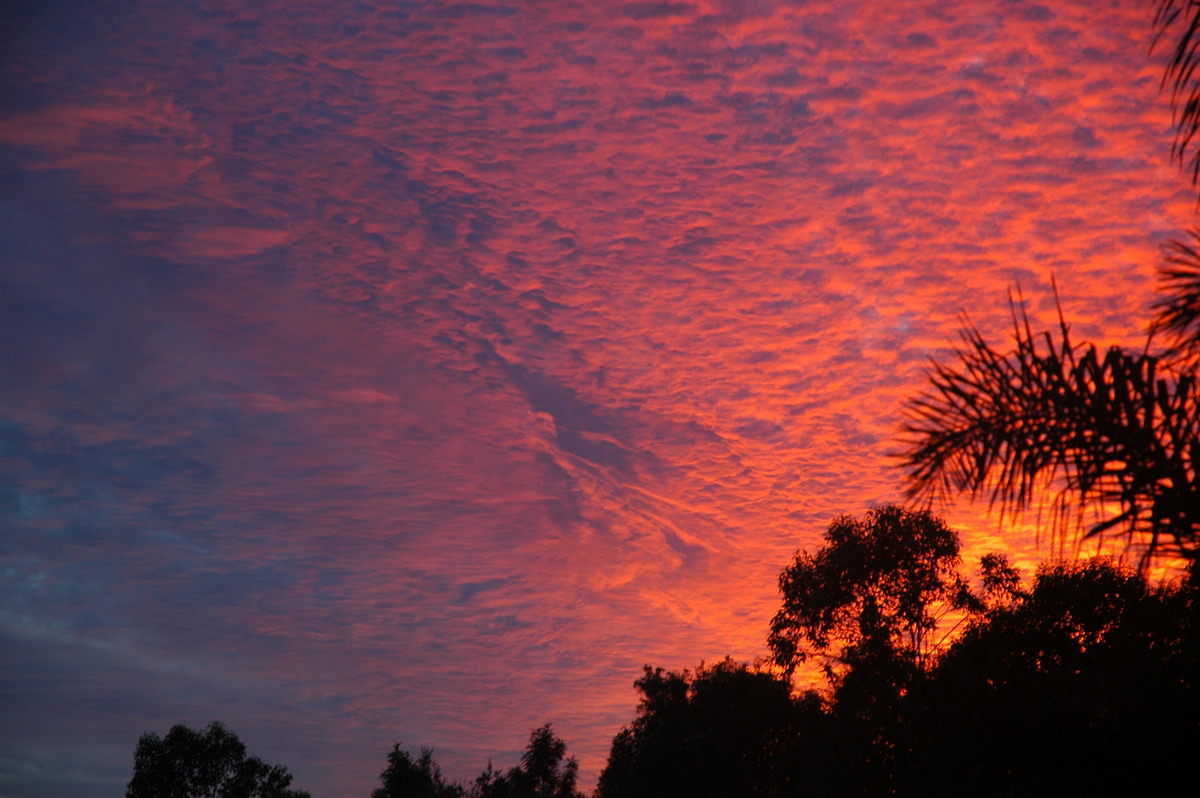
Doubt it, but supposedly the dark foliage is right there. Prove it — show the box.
[903,558,1200,796]
[768,505,969,686]
[371,726,580,798]
[473,724,582,798]
[125,721,309,798]
[765,506,1013,796]
[596,659,821,798]
[373,745,463,798]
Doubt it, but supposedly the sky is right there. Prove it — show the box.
[0,0,1194,796]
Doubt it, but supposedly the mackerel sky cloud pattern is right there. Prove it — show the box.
[0,1,1192,795]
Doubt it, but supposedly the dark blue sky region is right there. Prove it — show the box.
[0,1,1192,796]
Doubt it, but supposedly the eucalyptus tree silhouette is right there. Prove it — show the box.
[596,659,816,798]
[125,721,309,798]
[372,745,463,798]
[901,293,1200,566]
[472,724,581,798]
[767,505,971,691]
[766,506,995,796]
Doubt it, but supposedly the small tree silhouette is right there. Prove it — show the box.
[472,724,581,798]
[372,744,463,798]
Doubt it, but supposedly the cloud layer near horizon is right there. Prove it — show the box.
[1,1,1192,795]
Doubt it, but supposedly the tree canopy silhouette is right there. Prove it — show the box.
[125,721,309,798]
[907,557,1200,796]
[596,658,817,798]
[473,724,582,798]
[767,505,970,689]
[372,745,463,798]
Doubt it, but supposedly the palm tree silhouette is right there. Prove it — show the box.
[1152,1,1200,357]
[900,292,1200,567]
[899,5,1200,567]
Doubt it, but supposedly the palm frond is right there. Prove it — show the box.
[1153,228,1200,359]
[1154,1,1200,188]
[901,293,1200,567]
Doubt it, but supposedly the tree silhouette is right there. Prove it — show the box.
[901,293,1200,565]
[596,659,817,798]
[766,506,986,795]
[906,557,1199,796]
[767,505,970,688]
[125,721,310,798]
[472,724,581,798]
[372,745,463,798]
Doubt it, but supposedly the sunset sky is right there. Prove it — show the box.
[1,1,1194,796]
